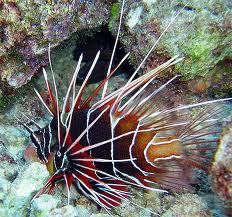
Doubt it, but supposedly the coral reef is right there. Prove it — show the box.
[0,1,231,216]
[162,194,211,217]
[30,194,61,217]
[0,162,49,216]
[30,194,91,217]
[110,0,231,95]
[211,124,232,204]
[0,0,111,88]
[1,0,231,100]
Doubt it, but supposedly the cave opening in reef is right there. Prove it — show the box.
[73,25,135,84]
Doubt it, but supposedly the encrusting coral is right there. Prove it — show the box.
[211,124,232,205]
[0,0,111,88]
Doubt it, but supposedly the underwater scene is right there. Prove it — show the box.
[0,0,231,216]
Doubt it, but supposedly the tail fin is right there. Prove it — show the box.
[142,104,230,191]
[178,105,225,171]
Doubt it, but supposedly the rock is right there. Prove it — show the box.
[0,177,10,216]
[211,124,232,203]
[0,0,111,88]
[12,162,49,198]
[5,162,49,216]
[110,0,231,95]
[48,205,90,217]
[162,193,211,217]
[0,125,27,159]
[30,194,61,217]
[90,214,112,217]
[0,139,18,180]
[113,188,161,217]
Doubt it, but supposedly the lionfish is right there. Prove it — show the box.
[18,0,231,214]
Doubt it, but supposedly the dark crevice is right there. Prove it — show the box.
[175,4,196,12]
[73,25,135,84]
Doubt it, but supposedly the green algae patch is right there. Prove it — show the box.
[109,3,121,31]
[176,31,222,79]
[174,28,231,96]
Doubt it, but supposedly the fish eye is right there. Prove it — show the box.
[54,149,68,171]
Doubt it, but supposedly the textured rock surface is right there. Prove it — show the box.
[110,0,231,96]
[112,189,161,217]
[0,0,111,88]
[1,163,49,216]
[211,124,232,203]
[162,194,211,217]
[30,194,91,217]
[30,194,61,216]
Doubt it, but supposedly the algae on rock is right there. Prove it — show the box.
[109,0,231,95]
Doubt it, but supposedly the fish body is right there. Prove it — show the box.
[25,72,227,210]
